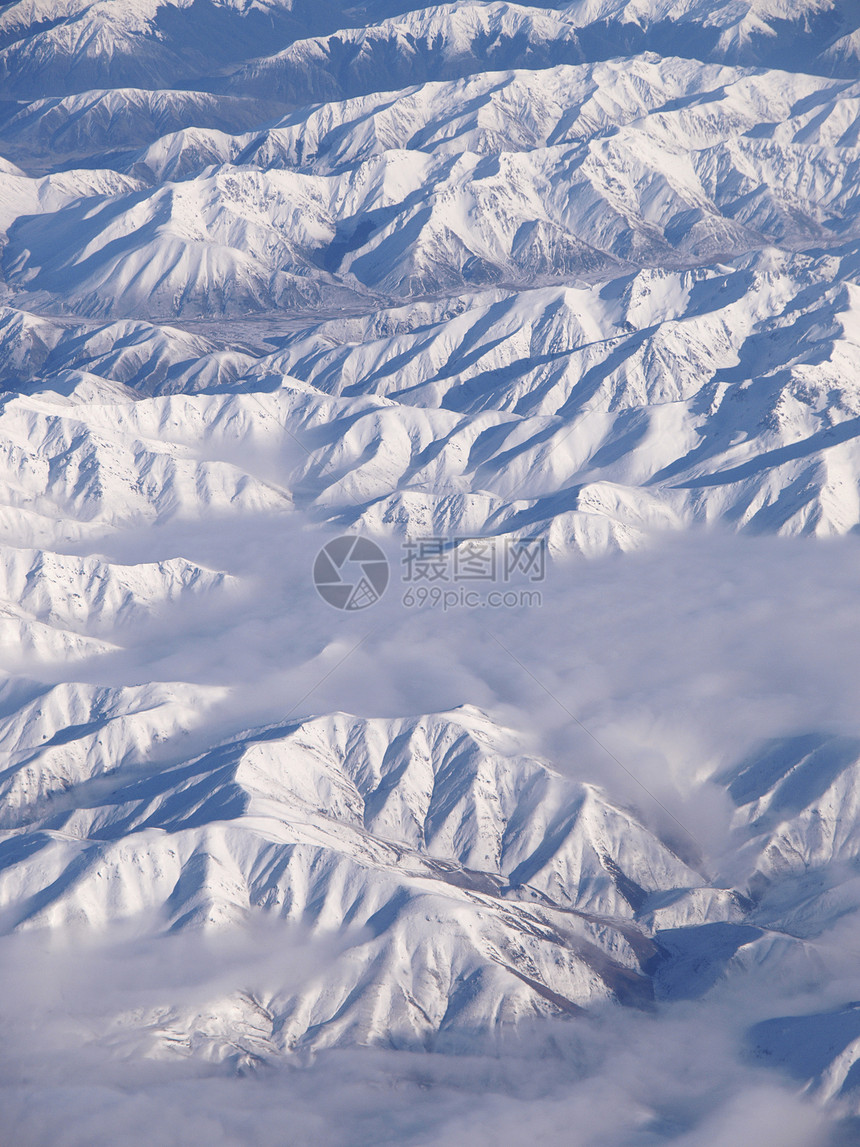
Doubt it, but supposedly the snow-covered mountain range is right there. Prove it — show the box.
[2,0,860,1142]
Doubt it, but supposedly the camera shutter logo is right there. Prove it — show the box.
[313,535,390,611]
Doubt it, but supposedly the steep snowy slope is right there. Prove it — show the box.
[0,0,345,97]
[7,52,860,336]
[138,60,860,180]
[218,0,860,106]
[563,0,860,73]
[219,3,587,104]
[0,704,697,1052]
[0,89,286,175]
[4,240,860,550]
